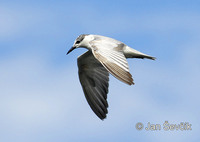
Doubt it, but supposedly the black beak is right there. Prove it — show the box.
[66,46,76,55]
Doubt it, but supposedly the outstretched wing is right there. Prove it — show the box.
[78,51,109,120]
[90,36,134,85]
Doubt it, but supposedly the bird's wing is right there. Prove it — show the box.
[90,37,134,85]
[78,51,109,120]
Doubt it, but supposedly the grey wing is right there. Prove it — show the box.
[90,37,134,85]
[78,51,109,120]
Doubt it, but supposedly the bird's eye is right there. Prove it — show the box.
[76,41,80,44]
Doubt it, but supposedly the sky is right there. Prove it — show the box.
[0,0,200,142]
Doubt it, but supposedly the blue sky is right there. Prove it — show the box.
[0,0,200,142]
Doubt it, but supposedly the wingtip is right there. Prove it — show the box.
[98,114,107,120]
[152,57,156,60]
[127,80,135,85]
[100,117,107,121]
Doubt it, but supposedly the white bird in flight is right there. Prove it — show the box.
[67,34,155,120]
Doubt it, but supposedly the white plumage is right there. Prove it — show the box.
[67,34,155,120]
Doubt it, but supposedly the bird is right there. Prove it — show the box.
[67,34,155,120]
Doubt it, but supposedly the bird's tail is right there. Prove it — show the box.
[136,54,156,60]
[124,46,156,60]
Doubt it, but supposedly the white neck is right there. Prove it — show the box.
[79,35,94,50]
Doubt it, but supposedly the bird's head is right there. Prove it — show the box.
[67,34,90,55]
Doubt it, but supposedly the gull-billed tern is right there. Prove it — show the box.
[67,34,155,120]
